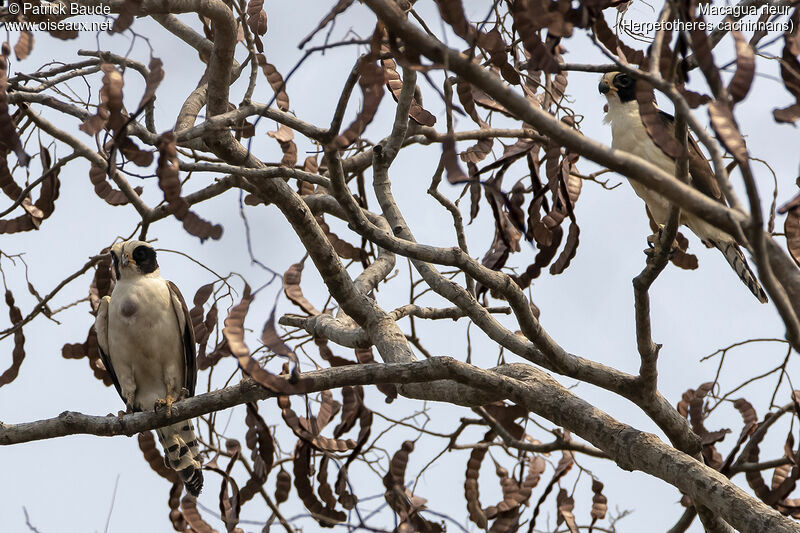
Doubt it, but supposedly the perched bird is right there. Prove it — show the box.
[94,240,204,495]
[598,71,768,303]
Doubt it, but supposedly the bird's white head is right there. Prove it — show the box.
[110,240,159,280]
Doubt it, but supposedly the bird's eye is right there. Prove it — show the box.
[132,246,149,262]
[616,74,632,86]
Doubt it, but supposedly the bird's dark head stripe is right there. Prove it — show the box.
[110,251,121,280]
[132,245,158,274]
[599,71,637,103]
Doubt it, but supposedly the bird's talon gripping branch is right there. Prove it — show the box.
[644,224,677,262]
[154,394,177,417]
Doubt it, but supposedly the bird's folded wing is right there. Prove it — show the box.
[95,296,123,400]
[167,280,197,397]
[657,109,724,203]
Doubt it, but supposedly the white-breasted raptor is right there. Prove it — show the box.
[94,240,204,495]
[598,71,767,303]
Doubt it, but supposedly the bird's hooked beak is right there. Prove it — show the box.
[121,253,132,268]
[598,80,611,95]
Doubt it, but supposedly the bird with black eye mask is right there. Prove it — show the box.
[598,71,767,303]
[96,239,204,496]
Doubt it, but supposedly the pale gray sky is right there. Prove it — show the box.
[1,1,798,532]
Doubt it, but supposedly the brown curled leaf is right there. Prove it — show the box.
[246,0,268,37]
[774,102,800,124]
[283,260,320,316]
[480,28,520,85]
[465,431,494,528]
[0,45,30,166]
[317,390,341,431]
[102,63,125,133]
[531,450,573,529]
[332,41,385,149]
[14,31,33,60]
[708,100,748,164]
[442,137,470,184]
[293,442,346,525]
[482,402,527,440]
[118,137,154,167]
[335,465,357,510]
[550,221,579,275]
[434,0,478,42]
[256,54,289,112]
[488,510,519,533]
[456,78,482,123]
[279,395,356,452]
[745,411,773,501]
[181,495,217,533]
[485,464,522,518]
[729,30,755,104]
[382,54,436,126]
[333,385,363,437]
[318,218,366,260]
[137,431,180,483]
[689,18,724,98]
[196,303,220,370]
[267,125,298,167]
[677,86,712,109]
[240,402,275,504]
[261,303,300,379]
[785,208,800,267]
[275,467,291,504]
[157,132,222,241]
[0,151,60,234]
[636,80,683,159]
[0,291,25,388]
[556,488,579,533]
[589,478,608,532]
[189,283,214,343]
[593,15,645,66]
[62,326,114,386]
[517,455,547,505]
[89,164,143,206]
[517,225,563,288]
[0,153,23,200]
[89,251,114,311]
[383,440,414,490]
[167,481,187,531]
[460,128,493,164]
[316,455,337,510]
[222,289,296,394]
[316,338,356,368]
[138,57,164,111]
[112,0,143,33]
[512,1,560,74]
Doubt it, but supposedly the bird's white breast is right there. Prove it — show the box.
[605,100,675,224]
[107,275,184,409]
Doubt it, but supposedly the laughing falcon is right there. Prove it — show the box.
[598,71,767,303]
[94,240,204,495]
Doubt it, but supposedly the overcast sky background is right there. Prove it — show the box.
[1,1,798,532]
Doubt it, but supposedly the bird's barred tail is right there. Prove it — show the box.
[156,421,203,496]
[711,240,768,303]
